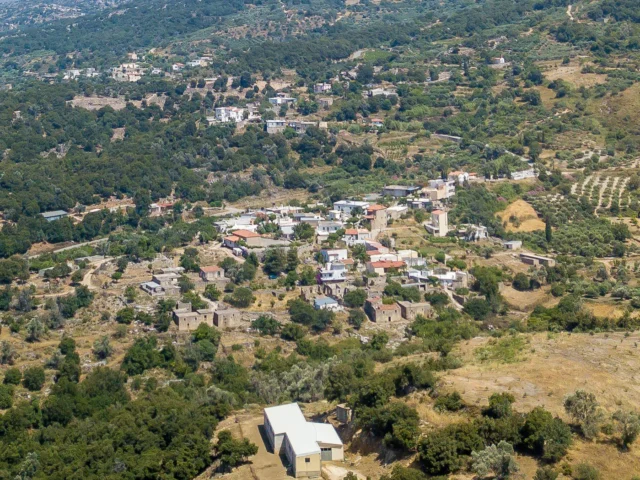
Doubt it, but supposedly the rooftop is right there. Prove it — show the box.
[367,204,387,212]
[314,296,338,306]
[200,266,222,273]
[369,260,406,269]
[232,229,261,239]
[344,228,368,235]
[41,210,68,218]
[264,403,342,457]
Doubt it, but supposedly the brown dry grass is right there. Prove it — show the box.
[496,199,545,232]
[542,63,607,88]
[583,301,625,319]
[501,285,551,311]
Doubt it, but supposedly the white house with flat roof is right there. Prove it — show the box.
[263,403,343,478]
[333,200,369,216]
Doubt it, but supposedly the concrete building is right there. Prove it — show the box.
[397,301,433,321]
[313,296,342,312]
[314,83,332,93]
[511,168,537,180]
[263,403,344,478]
[382,185,420,198]
[504,240,523,250]
[364,298,402,323]
[214,106,245,123]
[266,119,287,134]
[386,205,408,220]
[366,87,397,97]
[266,119,317,134]
[366,260,406,276]
[447,171,470,185]
[407,268,469,289]
[41,210,69,222]
[425,210,449,237]
[321,249,348,263]
[199,265,225,282]
[269,93,297,106]
[458,224,488,242]
[366,204,388,231]
[333,200,370,216]
[319,263,347,284]
[214,308,241,329]
[407,198,432,210]
[140,273,181,297]
[336,404,353,424]
[422,179,456,201]
[520,253,555,267]
[343,228,371,246]
[318,97,334,109]
[172,302,216,331]
[316,221,343,237]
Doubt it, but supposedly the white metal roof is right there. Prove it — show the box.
[264,403,342,457]
[264,403,307,436]
[310,423,343,446]
[286,424,322,456]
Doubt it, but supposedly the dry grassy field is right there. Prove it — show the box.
[496,199,545,233]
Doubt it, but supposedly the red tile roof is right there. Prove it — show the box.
[224,235,240,242]
[370,261,406,269]
[200,266,222,273]
[344,228,368,235]
[431,209,444,215]
[376,303,400,311]
[367,204,387,212]
[232,229,260,239]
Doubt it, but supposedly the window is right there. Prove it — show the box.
[305,458,311,463]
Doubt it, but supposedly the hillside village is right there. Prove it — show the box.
[0,0,640,478]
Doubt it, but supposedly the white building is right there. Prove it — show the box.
[112,63,144,82]
[382,185,420,197]
[425,209,449,237]
[319,263,347,284]
[504,240,522,250]
[447,171,469,185]
[321,249,348,263]
[314,296,342,311]
[214,107,245,123]
[316,221,343,239]
[263,403,344,479]
[333,200,369,216]
[269,93,297,106]
[343,228,372,246]
[366,88,397,97]
[314,83,332,93]
[511,168,537,180]
[407,269,469,289]
[427,179,456,198]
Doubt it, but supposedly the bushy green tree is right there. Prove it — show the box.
[22,366,45,391]
[214,430,258,471]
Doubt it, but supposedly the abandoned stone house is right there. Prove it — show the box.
[364,298,402,323]
[397,301,433,321]
[214,308,241,329]
[199,265,226,282]
[172,302,216,331]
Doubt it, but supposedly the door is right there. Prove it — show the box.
[321,448,332,461]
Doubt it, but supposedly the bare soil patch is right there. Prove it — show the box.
[496,199,545,232]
